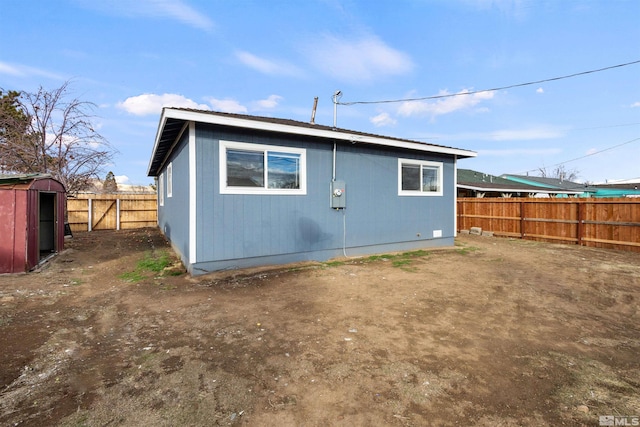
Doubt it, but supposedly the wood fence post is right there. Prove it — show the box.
[520,200,525,239]
[576,201,583,246]
[116,198,121,231]
[88,199,92,232]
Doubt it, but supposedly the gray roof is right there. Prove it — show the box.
[457,169,582,194]
[501,174,592,191]
[148,108,477,177]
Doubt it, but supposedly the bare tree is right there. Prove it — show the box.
[102,171,118,193]
[0,81,116,193]
[538,165,579,182]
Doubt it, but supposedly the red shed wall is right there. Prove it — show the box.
[0,189,28,273]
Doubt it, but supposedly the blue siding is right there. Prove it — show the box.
[185,123,456,274]
[157,130,190,266]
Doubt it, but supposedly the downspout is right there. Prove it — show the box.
[454,155,458,235]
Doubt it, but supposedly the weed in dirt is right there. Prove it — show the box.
[137,251,172,272]
[119,270,145,283]
[455,246,480,255]
[119,251,178,283]
[322,249,430,271]
[324,260,346,267]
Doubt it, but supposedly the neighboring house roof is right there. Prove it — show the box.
[457,169,582,195]
[148,108,477,177]
[588,182,640,197]
[501,174,593,191]
[501,174,640,197]
[592,183,640,190]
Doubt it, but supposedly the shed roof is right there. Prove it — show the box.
[0,173,52,185]
[0,173,65,192]
[148,108,477,177]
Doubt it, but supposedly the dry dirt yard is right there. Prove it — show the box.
[1,228,639,427]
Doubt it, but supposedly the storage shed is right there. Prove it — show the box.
[0,174,66,273]
[148,108,476,275]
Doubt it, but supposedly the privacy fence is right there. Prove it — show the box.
[67,194,157,233]
[457,197,640,253]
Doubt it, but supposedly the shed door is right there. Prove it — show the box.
[39,192,56,257]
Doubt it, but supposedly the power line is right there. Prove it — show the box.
[338,59,640,106]
[517,136,640,175]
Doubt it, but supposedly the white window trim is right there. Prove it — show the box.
[219,140,307,195]
[398,158,444,197]
[166,162,173,198]
[158,172,165,206]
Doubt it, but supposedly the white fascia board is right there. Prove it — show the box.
[162,108,477,158]
[147,109,170,176]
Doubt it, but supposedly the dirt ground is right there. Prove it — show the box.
[1,228,639,427]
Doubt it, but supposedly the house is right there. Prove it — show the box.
[147,108,476,275]
[0,174,66,274]
[501,174,640,198]
[457,169,583,198]
[588,181,640,198]
[500,174,593,197]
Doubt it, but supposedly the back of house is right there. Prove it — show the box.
[148,108,476,275]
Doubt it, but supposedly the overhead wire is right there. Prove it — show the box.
[337,59,640,106]
[514,136,640,176]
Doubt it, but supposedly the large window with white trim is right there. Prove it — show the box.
[158,172,164,206]
[220,140,306,195]
[398,159,443,196]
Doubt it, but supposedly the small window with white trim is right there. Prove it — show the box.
[158,172,164,206]
[398,159,443,196]
[220,140,306,195]
[166,162,173,198]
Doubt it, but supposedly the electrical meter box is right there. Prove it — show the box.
[331,180,346,209]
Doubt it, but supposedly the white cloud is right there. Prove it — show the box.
[252,95,283,110]
[478,147,562,156]
[305,34,413,83]
[631,102,640,108]
[418,125,565,142]
[75,0,214,31]
[0,60,66,80]
[536,87,544,94]
[118,93,210,116]
[235,51,303,77]
[397,89,494,118]
[488,127,564,141]
[461,0,531,20]
[115,175,129,184]
[205,98,248,114]
[370,112,397,127]
[0,61,22,76]
[586,148,598,155]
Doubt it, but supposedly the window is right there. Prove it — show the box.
[220,140,306,195]
[166,162,173,198]
[398,159,443,196]
[158,172,164,206]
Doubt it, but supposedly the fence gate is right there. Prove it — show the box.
[67,194,157,233]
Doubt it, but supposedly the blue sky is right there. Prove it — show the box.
[1,0,639,185]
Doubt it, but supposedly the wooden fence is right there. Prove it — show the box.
[67,194,157,233]
[457,197,640,252]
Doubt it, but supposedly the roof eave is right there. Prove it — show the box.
[148,108,477,176]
